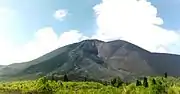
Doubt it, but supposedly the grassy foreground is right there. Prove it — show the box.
[0,76,180,94]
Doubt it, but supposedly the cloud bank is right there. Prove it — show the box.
[7,28,88,64]
[92,0,180,53]
[1,0,180,65]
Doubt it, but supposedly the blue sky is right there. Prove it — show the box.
[150,0,180,30]
[0,0,101,45]
[0,0,180,65]
[2,0,180,45]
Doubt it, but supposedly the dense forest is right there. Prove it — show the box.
[0,73,180,94]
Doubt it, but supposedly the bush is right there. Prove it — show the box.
[110,77,123,88]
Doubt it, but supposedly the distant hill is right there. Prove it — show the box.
[1,39,180,81]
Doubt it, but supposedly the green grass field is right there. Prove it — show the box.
[0,76,180,94]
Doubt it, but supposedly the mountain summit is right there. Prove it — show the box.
[1,39,180,81]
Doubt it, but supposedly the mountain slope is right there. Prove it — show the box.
[1,39,180,81]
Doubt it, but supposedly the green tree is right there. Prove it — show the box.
[143,77,148,87]
[136,80,142,86]
[63,74,69,82]
[84,77,87,81]
[111,78,116,87]
[164,72,167,78]
[152,78,156,85]
[52,73,55,81]
[116,77,123,87]
[110,77,123,88]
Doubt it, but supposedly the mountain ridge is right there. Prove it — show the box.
[1,39,180,81]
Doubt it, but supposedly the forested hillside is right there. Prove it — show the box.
[0,74,180,94]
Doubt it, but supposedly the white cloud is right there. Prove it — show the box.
[58,30,89,47]
[1,0,180,65]
[17,27,59,62]
[0,27,58,64]
[92,0,180,53]
[54,9,68,21]
[0,28,88,65]
[0,8,20,64]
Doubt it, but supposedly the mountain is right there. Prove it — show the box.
[1,39,180,81]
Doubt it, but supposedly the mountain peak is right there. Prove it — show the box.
[1,39,180,81]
